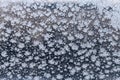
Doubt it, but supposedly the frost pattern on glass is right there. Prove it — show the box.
[0,2,120,80]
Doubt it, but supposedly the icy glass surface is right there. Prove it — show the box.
[0,1,120,80]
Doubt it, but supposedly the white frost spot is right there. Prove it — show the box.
[44,33,52,40]
[25,36,31,41]
[51,77,56,80]
[77,50,86,55]
[1,51,7,57]
[91,55,97,62]
[114,59,120,64]
[15,32,21,37]
[75,33,84,39]
[39,44,46,50]
[21,63,27,68]
[18,43,25,49]
[48,59,55,64]
[95,60,101,66]
[67,34,74,41]
[116,77,120,80]
[69,43,78,50]
[34,76,40,80]
[25,51,31,56]
[56,74,63,79]
[65,77,72,80]
[29,63,35,68]
[70,68,76,75]
[10,39,16,43]
[6,28,12,34]
[44,73,51,78]
[33,40,39,46]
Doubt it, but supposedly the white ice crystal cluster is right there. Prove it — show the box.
[0,1,120,80]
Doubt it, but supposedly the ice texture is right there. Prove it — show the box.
[0,1,120,80]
